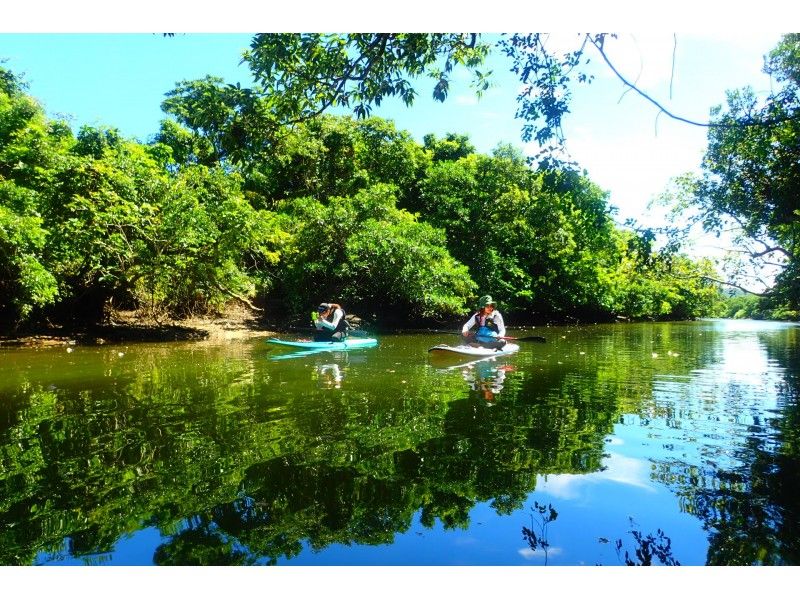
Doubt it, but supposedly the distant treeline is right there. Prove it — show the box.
[0,66,723,330]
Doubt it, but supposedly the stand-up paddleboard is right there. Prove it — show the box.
[428,342,519,358]
[267,337,378,351]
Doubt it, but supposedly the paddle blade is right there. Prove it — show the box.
[513,335,546,343]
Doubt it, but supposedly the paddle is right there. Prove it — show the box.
[285,326,372,338]
[432,331,546,343]
[497,335,546,343]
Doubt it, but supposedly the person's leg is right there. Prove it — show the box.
[314,330,334,342]
[477,338,507,350]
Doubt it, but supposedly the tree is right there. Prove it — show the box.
[423,132,476,162]
[0,200,58,323]
[669,35,800,318]
[243,34,492,121]
[159,75,285,166]
[159,34,596,168]
[272,183,475,323]
[242,115,428,207]
[0,67,67,322]
[239,33,770,168]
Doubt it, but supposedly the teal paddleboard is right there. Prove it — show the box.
[267,337,378,350]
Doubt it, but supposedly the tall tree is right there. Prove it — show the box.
[681,34,800,317]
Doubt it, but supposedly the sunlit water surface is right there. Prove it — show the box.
[1,319,798,565]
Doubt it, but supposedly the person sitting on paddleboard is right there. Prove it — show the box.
[313,302,348,342]
[462,295,507,350]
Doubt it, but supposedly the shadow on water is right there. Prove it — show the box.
[0,320,798,565]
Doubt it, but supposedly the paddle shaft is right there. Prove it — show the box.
[436,331,546,343]
[285,326,370,338]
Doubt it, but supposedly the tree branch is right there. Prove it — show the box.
[672,272,769,296]
[212,281,263,312]
[588,35,797,129]
[283,34,392,126]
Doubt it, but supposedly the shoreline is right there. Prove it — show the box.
[0,305,275,348]
[2,308,754,349]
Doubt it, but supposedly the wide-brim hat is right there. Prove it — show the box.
[478,295,495,307]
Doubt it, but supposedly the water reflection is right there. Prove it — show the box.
[0,321,798,565]
[315,364,344,389]
[458,360,514,403]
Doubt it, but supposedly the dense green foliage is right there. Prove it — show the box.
[659,34,800,321]
[234,33,798,322]
[0,62,720,330]
[716,293,765,320]
[274,184,476,321]
[238,33,609,165]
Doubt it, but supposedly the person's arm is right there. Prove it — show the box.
[494,312,506,337]
[320,308,344,330]
[462,314,477,335]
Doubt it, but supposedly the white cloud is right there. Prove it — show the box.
[537,452,655,500]
[518,546,564,560]
[455,95,479,106]
[551,33,781,231]
[527,124,705,226]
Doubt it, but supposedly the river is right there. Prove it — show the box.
[1,319,798,565]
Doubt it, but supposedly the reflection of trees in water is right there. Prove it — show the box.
[521,504,681,566]
[610,522,681,566]
[533,322,800,565]
[0,340,621,564]
[11,323,796,565]
[647,326,800,564]
[522,501,557,565]
[154,526,257,566]
[685,399,800,564]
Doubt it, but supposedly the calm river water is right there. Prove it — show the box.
[1,319,798,566]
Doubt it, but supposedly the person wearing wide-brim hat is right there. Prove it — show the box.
[461,295,507,349]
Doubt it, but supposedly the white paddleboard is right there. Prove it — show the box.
[427,342,520,357]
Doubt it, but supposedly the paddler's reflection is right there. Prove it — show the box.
[461,359,515,402]
[315,363,343,389]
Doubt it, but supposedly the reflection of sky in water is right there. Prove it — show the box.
[531,440,709,565]
[717,335,777,386]
[518,545,564,560]
[643,332,785,472]
[536,450,654,500]
[524,321,794,566]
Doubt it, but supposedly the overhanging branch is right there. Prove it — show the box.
[588,35,797,130]
[673,272,769,297]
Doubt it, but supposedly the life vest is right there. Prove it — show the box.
[473,311,499,338]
